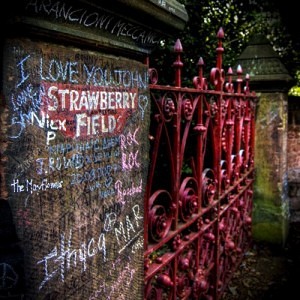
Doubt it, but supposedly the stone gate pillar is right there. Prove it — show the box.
[235,35,293,245]
[0,1,188,299]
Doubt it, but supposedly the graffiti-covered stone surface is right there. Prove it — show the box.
[1,39,150,299]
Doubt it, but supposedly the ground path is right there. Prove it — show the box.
[222,222,300,299]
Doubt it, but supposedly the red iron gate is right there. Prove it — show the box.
[144,28,257,300]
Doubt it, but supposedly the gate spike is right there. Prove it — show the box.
[174,38,183,53]
[236,64,243,93]
[225,67,234,93]
[244,73,250,94]
[217,27,224,39]
[173,39,183,87]
[198,57,205,80]
[216,27,224,69]
[197,57,204,66]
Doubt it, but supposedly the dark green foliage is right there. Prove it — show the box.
[150,0,300,88]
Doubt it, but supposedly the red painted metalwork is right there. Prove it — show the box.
[144,28,257,300]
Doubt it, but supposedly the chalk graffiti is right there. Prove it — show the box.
[10,51,148,144]
[11,178,63,194]
[103,213,117,232]
[114,204,143,251]
[39,57,79,83]
[131,234,143,254]
[40,83,138,143]
[120,127,139,149]
[120,127,140,170]
[121,150,140,171]
[25,0,160,45]
[16,54,30,88]
[37,204,142,290]
[37,229,106,290]
[115,179,143,204]
[5,35,147,298]
[9,84,44,139]
[45,85,137,111]
[70,165,117,186]
[36,155,120,175]
[0,263,19,290]
[15,54,148,88]
[48,136,120,155]
[99,203,121,222]
[89,261,136,300]
[98,188,116,200]
[138,94,149,120]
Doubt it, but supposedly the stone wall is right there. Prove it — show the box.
[234,34,293,246]
[287,125,300,222]
[252,92,289,244]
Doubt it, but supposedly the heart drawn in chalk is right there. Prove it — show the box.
[138,95,149,112]
[105,177,113,188]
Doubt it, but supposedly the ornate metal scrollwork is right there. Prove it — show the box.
[148,190,173,242]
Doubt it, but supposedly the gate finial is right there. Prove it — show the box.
[173,39,183,87]
[193,57,207,90]
[216,27,224,69]
[236,64,243,93]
